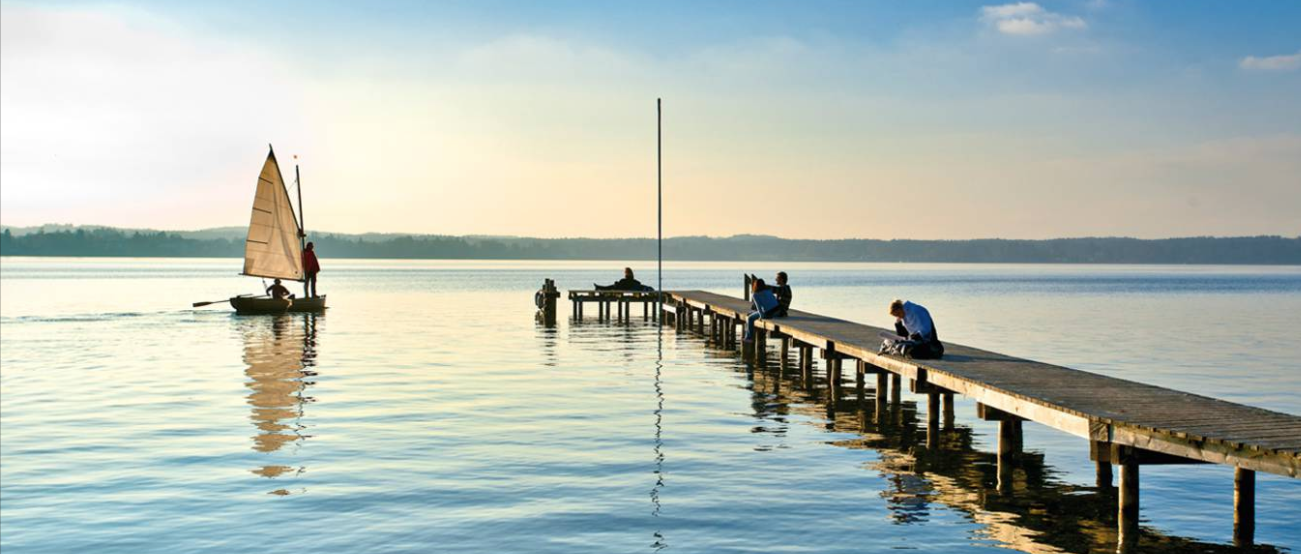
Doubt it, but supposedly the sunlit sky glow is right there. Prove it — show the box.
[1,0,1299,239]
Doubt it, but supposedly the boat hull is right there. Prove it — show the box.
[287,295,327,312]
[230,296,291,315]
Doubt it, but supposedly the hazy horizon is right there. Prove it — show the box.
[2,1,1300,240]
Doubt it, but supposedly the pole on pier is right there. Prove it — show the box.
[536,279,559,326]
[656,98,663,328]
[1235,468,1255,547]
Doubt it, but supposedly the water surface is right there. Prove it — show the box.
[2,258,1299,553]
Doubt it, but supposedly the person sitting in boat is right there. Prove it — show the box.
[594,267,653,292]
[302,241,321,298]
[744,278,781,342]
[750,271,792,317]
[889,299,944,359]
[266,279,294,301]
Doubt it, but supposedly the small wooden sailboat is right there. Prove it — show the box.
[229,146,327,315]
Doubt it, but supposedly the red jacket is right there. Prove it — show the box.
[303,249,321,274]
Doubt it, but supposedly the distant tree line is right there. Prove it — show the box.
[2,227,1299,264]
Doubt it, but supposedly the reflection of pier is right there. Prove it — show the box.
[238,313,320,494]
[661,290,1294,553]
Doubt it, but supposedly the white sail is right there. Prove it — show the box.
[242,149,303,281]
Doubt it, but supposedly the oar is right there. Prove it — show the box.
[193,294,252,308]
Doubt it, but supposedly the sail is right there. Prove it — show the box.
[242,149,303,280]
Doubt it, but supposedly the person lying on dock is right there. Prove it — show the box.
[887,299,944,359]
[266,279,294,300]
[594,267,654,292]
[750,271,792,317]
[744,278,781,342]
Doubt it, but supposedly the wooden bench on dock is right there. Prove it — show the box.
[568,289,660,321]
[660,289,1300,550]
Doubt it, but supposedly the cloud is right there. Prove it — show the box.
[980,2,1087,36]
[1239,50,1301,72]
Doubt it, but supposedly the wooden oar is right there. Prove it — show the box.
[192,298,229,308]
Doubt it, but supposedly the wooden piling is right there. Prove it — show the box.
[1118,447,1140,551]
[927,392,941,449]
[1235,468,1255,547]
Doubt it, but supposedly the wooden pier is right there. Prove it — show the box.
[658,289,1300,551]
[569,289,659,322]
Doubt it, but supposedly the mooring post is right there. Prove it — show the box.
[1235,468,1255,547]
[1117,446,1140,552]
[536,279,559,325]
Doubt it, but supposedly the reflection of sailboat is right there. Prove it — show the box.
[240,313,320,493]
[229,146,326,314]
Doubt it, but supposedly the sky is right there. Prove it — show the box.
[1,0,1299,239]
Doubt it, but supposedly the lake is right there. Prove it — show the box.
[1,258,1299,553]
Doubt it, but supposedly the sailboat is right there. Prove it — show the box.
[228,146,327,314]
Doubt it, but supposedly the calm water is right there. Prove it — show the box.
[2,258,1299,554]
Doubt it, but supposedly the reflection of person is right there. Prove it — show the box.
[751,272,792,317]
[744,278,780,342]
[267,279,294,300]
[595,267,653,291]
[889,299,944,359]
[302,241,321,298]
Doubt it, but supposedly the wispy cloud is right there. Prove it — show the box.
[1239,50,1301,72]
[980,2,1086,36]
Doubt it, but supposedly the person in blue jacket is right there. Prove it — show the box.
[889,299,944,359]
[744,278,781,342]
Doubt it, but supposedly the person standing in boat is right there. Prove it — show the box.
[302,241,321,298]
[267,279,294,300]
[889,299,944,359]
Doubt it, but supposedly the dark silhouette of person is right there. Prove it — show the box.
[595,267,652,291]
[302,241,321,298]
[266,278,294,300]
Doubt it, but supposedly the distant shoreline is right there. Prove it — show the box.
[2,226,1299,265]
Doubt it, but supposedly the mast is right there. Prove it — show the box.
[295,157,307,296]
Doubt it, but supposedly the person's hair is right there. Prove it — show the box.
[306,242,314,249]
[753,278,766,290]
[624,267,634,277]
[889,299,905,316]
[274,278,282,284]
[776,271,788,283]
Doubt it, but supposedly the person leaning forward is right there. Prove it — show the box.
[889,299,944,359]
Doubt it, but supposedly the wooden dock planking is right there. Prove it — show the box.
[664,290,1301,478]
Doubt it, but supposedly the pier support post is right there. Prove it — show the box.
[997,418,1023,492]
[780,337,790,372]
[1096,460,1113,491]
[927,392,941,449]
[855,360,866,404]
[941,392,955,429]
[875,371,889,422]
[1117,447,1140,552]
[1235,468,1255,547]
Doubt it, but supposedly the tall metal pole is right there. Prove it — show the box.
[657,99,663,324]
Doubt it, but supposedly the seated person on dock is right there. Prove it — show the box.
[266,279,294,300]
[594,267,654,292]
[750,271,792,317]
[744,278,781,342]
[887,299,944,359]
